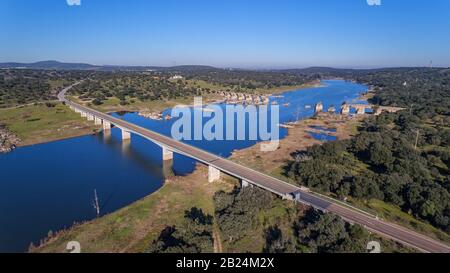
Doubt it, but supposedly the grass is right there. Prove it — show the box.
[0,103,98,146]
[221,198,297,253]
[348,198,450,244]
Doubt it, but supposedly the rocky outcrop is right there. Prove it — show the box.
[138,111,163,120]
[138,111,172,121]
[0,125,21,153]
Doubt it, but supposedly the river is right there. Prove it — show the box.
[0,79,368,252]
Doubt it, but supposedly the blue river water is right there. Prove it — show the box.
[0,80,368,252]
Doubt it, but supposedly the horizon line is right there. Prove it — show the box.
[0,60,447,70]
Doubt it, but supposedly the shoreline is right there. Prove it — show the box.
[16,129,100,148]
[230,112,363,178]
[4,81,321,151]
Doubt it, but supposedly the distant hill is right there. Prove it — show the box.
[0,61,444,73]
[0,60,101,70]
[0,61,221,72]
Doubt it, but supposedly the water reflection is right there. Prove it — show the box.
[95,131,165,179]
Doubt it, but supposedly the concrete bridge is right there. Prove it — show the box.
[340,103,405,115]
[58,84,302,200]
[58,83,450,253]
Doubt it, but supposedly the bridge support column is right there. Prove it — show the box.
[208,166,221,183]
[87,114,94,121]
[121,129,131,140]
[103,121,111,130]
[81,111,87,117]
[162,146,173,161]
[293,191,301,202]
[94,117,102,125]
[241,180,252,188]
[162,158,174,179]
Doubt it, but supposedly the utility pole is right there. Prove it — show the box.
[93,189,100,217]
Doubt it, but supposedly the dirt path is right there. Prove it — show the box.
[213,224,223,253]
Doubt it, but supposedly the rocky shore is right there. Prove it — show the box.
[138,111,173,121]
[0,125,21,153]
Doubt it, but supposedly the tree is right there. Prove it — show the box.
[146,207,214,253]
[295,209,369,253]
[263,226,295,253]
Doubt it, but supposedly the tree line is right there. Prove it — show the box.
[285,68,450,232]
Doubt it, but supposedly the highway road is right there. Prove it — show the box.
[59,83,450,253]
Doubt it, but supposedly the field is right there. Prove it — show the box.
[0,103,98,146]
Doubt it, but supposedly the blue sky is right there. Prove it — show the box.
[1,0,449,68]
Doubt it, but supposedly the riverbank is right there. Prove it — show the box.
[230,112,363,178]
[0,125,20,153]
[185,79,322,96]
[31,164,235,253]
[0,103,99,147]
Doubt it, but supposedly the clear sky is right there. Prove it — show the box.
[1,0,449,68]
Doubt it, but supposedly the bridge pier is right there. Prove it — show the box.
[293,191,301,202]
[208,166,221,183]
[103,121,111,130]
[241,179,252,188]
[121,129,131,140]
[94,117,102,125]
[162,158,174,179]
[87,114,94,121]
[162,146,173,161]
[81,111,87,117]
